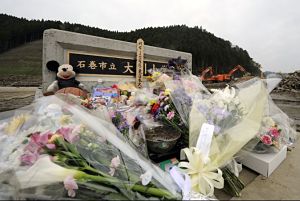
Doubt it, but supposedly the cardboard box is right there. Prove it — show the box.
[237,145,287,177]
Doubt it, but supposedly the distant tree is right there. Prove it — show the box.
[0,14,261,76]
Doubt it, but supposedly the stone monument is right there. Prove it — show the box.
[43,29,192,91]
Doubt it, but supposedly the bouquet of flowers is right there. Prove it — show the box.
[0,95,181,200]
[253,117,282,152]
[195,85,247,136]
[243,77,298,154]
[147,89,188,139]
[109,106,148,157]
[164,73,210,127]
[173,78,270,197]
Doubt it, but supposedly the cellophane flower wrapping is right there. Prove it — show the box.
[188,78,269,169]
[0,95,181,200]
[242,77,298,153]
[162,73,210,145]
[164,73,210,127]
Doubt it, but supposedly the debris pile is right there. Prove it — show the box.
[274,70,300,92]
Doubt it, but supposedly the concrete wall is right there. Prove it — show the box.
[43,29,192,91]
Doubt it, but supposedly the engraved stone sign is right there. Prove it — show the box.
[43,29,192,91]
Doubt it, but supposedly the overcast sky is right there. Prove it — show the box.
[1,0,299,73]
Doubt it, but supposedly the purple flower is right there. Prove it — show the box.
[197,105,209,114]
[214,126,221,134]
[212,107,230,119]
[64,175,78,197]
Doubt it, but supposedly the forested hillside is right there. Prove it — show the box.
[0,13,261,76]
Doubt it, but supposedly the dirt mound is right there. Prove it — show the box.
[274,71,300,92]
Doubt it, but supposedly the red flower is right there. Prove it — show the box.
[151,103,160,114]
[112,84,118,89]
[261,135,272,145]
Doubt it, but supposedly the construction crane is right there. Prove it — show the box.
[200,65,248,82]
[224,65,247,81]
[200,66,213,80]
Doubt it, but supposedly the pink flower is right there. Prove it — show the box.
[57,127,73,136]
[125,113,136,126]
[21,131,57,166]
[32,131,53,144]
[109,155,120,176]
[167,111,175,120]
[24,141,41,153]
[46,143,56,149]
[20,151,39,166]
[24,131,55,154]
[31,131,56,151]
[56,126,79,143]
[269,128,280,138]
[261,135,272,145]
[64,175,78,198]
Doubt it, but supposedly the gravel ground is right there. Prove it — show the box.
[0,75,42,87]
[0,87,36,112]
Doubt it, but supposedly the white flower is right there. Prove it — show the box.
[0,122,8,132]
[262,117,275,127]
[233,97,240,105]
[109,155,120,176]
[16,155,79,189]
[164,105,170,111]
[217,100,225,109]
[227,104,236,112]
[140,171,152,185]
[45,104,63,118]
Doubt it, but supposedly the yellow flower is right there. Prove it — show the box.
[164,89,171,96]
[60,115,72,125]
[4,114,29,135]
[178,147,224,196]
[48,134,63,143]
[81,99,89,104]
[145,75,153,81]
[149,99,157,105]
[151,72,161,81]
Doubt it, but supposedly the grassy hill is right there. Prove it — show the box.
[0,40,42,75]
[0,40,42,86]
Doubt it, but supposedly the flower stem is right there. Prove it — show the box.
[75,171,178,199]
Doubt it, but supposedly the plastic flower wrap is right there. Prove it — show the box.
[195,85,247,136]
[146,70,173,96]
[164,73,210,127]
[147,89,188,137]
[251,117,283,152]
[181,78,269,196]
[243,77,298,153]
[108,105,148,157]
[0,95,181,200]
